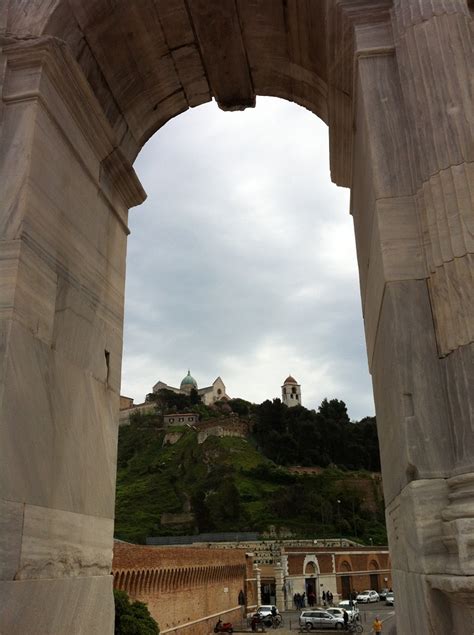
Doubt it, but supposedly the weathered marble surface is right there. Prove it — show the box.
[0,1,472,633]
[0,576,114,635]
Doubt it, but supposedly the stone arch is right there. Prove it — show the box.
[1,2,472,634]
[304,561,316,575]
[303,555,320,577]
[369,560,380,571]
[340,560,352,573]
[143,569,150,594]
[156,570,164,593]
[164,568,171,592]
[128,571,136,596]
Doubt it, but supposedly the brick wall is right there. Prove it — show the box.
[113,543,255,634]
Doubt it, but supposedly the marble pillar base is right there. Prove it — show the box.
[0,576,114,635]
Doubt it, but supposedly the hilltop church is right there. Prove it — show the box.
[153,370,230,406]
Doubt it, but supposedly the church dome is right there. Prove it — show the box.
[180,370,197,390]
[283,375,298,385]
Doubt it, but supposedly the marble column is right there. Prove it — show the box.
[273,564,285,612]
[0,38,145,634]
[351,3,473,632]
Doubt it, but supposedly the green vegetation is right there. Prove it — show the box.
[115,397,387,545]
[252,398,380,471]
[114,589,159,634]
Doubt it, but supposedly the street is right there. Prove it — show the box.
[234,604,396,634]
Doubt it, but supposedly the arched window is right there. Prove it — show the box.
[305,561,317,575]
[340,560,352,572]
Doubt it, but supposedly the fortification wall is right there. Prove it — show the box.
[113,543,255,634]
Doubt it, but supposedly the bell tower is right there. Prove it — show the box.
[282,375,301,407]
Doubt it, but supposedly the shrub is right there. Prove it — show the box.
[114,589,159,635]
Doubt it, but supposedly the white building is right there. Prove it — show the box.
[153,371,230,406]
[281,375,302,407]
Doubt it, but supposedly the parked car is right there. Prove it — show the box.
[338,600,357,609]
[256,605,279,618]
[385,592,394,606]
[331,605,360,621]
[356,590,379,603]
[299,609,345,630]
[378,588,390,600]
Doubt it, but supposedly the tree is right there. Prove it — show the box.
[114,589,160,635]
[318,398,350,424]
[189,388,202,405]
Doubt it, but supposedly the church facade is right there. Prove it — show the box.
[153,371,230,406]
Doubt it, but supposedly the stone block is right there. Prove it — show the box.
[393,13,474,178]
[422,162,474,269]
[428,253,474,357]
[372,280,453,503]
[363,196,427,367]
[0,239,57,346]
[428,574,474,634]
[442,343,474,474]
[351,79,376,299]
[392,568,454,635]
[356,53,415,198]
[16,504,113,580]
[0,319,119,517]
[0,575,114,634]
[0,99,37,240]
[0,498,24,581]
[386,479,449,575]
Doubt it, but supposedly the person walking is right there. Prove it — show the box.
[343,610,349,631]
[373,616,383,633]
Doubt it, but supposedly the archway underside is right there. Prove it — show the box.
[3,0,393,185]
[0,1,473,634]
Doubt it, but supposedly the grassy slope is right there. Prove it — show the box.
[115,424,387,544]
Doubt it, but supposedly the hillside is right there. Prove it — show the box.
[115,416,387,545]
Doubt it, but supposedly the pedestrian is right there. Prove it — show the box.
[301,592,306,607]
[295,592,301,609]
[373,616,383,633]
[293,593,298,609]
[343,610,349,631]
[322,590,326,606]
[328,591,333,606]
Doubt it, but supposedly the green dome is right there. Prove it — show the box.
[180,370,197,390]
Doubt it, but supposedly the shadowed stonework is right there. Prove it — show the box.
[0,1,473,633]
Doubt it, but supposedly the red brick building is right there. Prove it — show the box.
[282,546,392,608]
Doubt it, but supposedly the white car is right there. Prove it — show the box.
[356,590,379,603]
[256,605,279,618]
[385,592,394,606]
[331,605,360,621]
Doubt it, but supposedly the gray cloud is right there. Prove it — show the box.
[122,98,375,420]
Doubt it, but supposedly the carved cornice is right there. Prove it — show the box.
[1,36,145,216]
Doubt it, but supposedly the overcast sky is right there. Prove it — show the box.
[121,97,375,421]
